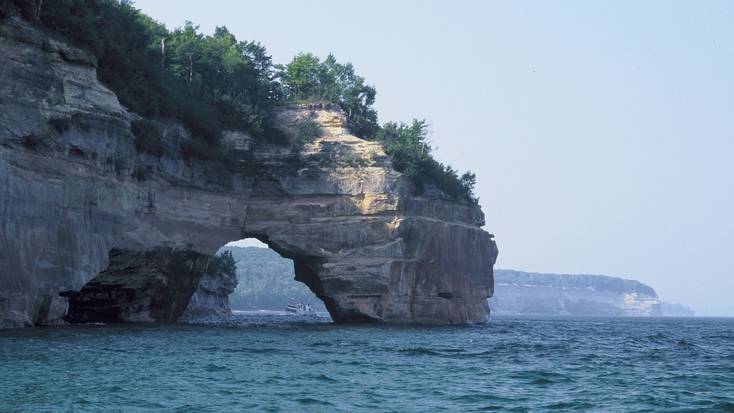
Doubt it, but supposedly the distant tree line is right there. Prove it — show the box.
[0,0,477,203]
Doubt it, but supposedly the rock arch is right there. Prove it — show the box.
[58,107,498,324]
[0,19,498,327]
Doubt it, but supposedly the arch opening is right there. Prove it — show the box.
[222,238,330,320]
[60,236,333,324]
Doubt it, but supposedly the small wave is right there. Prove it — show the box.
[314,373,338,383]
[336,360,364,366]
[645,332,669,342]
[396,346,466,356]
[676,339,697,348]
[307,341,333,347]
[715,402,734,412]
[296,397,334,406]
[396,347,442,356]
[204,363,229,372]
[542,401,595,410]
[249,347,282,354]
[450,393,512,403]
[510,370,573,385]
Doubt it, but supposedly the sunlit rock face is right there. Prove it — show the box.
[0,17,498,327]
[248,106,498,324]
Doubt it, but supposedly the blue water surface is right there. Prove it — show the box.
[1,314,733,412]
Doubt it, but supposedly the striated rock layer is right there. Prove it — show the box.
[0,17,498,327]
[489,270,662,316]
[63,248,212,323]
[179,253,238,323]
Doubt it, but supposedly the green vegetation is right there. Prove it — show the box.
[207,250,237,278]
[3,0,279,144]
[292,119,322,149]
[342,152,368,169]
[377,120,477,202]
[131,119,165,157]
[278,53,379,138]
[1,0,478,203]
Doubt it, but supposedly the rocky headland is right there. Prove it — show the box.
[0,16,498,328]
[489,270,663,316]
[220,247,693,318]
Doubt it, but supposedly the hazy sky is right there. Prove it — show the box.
[134,0,733,316]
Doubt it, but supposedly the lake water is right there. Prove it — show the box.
[1,314,733,412]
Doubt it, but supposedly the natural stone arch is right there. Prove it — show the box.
[234,106,499,323]
[58,106,498,324]
[0,18,498,327]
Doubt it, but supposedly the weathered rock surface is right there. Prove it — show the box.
[489,270,662,316]
[63,248,211,323]
[179,255,238,322]
[0,17,498,327]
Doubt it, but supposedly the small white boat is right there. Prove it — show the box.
[285,302,315,314]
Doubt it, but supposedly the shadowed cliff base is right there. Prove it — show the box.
[62,248,238,324]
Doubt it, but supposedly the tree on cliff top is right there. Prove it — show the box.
[377,120,478,203]
[0,0,478,203]
[277,55,477,202]
[2,0,281,145]
[207,251,237,278]
[278,53,379,138]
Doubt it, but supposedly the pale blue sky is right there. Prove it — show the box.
[135,0,734,316]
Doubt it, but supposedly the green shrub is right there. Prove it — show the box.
[3,0,480,203]
[180,139,217,161]
[377,120,477,203]
[278,53,379,138]
[131,119,165,157]
[179,138,238,171]
[9,0,280,146]
[342,152,367,168]
[293,119,321,148]
[207,250,236,277]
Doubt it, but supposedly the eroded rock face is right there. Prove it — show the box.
[236,106,499,323]
[63,248,210,323]
[0,17,498,327]
[179,257,238,323]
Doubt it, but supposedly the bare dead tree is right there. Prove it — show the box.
[35,0,43,20]
[187,53,193,84]
[160,38,165,72]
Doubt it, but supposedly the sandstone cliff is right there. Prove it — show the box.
[62,248,214,323]
[0,17,498,328]
[489,270,662,316]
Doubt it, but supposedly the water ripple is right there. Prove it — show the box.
[0,315,732,412]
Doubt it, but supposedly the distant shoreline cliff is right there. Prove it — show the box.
[220,248,695,317]
[490,269,694,317]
